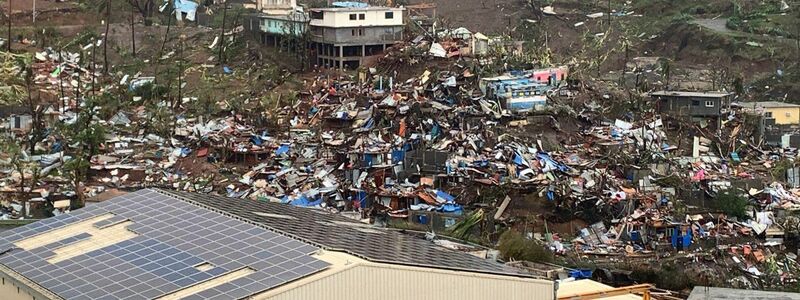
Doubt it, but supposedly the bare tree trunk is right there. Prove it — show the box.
[131,9,136,57]
[91,40,97,95]
[154,7,173,85]
[218,2,228,65]
[7,0,11,52]
[103,0,110,74]
[59,50,66,109]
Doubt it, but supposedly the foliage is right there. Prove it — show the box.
[714,191,750,220]
[0,53,32,105]
[496,230,554,263]
[0,135,38,193]
[57,97,108,206]
[670,13,694,24]
[449,209,485,240]
[131,81,169,102]
[771,159,794,181]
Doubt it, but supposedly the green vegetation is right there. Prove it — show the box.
[727,0,797,38]
[497,230,554,263]
[449,209,485,240]
[714,191,750,220]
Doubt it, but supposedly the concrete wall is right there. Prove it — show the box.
[765,107,800,125]
[258,17,306,36]
[312,26,403,45]
[657,96,725,117]
[0,269,55,300]
[310,8,404,28]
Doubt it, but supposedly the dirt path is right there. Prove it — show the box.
[692,18,732,34]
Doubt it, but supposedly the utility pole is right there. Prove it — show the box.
[218,0,228,65]
[103,0,110,74]
[7,0,11,52]
[32,0,35,24]
[131,9,136,58]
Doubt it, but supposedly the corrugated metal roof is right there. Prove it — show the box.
[158,189,531,277]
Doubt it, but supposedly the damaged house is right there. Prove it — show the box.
[650,91,733,129]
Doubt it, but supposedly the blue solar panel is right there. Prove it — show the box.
[0,189,330,299]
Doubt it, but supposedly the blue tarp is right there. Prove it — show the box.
[392,149,405,164]
[431,123,441,138]
[569,269,593,279]
[276,144,290,156]
[291,195,323,207]
[439,202,463,214]
[363,118,375,129]
[435,190,455,202]
[537,153,569,172]
[331,1,369,8]
[356,191,367,208]
[174,0,198,21]
[671,227,693,249]
[364,153,376,167]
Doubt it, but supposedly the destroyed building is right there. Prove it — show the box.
[248,0,308,47]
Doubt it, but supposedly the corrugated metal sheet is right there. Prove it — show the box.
[256,263,553,300]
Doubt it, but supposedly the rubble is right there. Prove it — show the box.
[2,0,800,294]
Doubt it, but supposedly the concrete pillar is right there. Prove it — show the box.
[362,44,366,56]
[339,45,344,70]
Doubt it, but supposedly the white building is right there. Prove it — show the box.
[309,5,406,69]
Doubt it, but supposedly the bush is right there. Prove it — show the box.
[497,230,554,263]
[714,191,749,220]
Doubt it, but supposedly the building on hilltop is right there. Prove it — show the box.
[308,3,405,70]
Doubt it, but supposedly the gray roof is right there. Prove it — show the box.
[688,286,800,300]
[159,189,530,277]
[650,91,733,98]
[747,101,800,108]
[0,189,328,300]
[310,6,405,12]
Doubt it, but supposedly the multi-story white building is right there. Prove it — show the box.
[308,4,405,69]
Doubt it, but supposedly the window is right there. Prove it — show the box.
[352,29,364,36]
[705,100,714,107]
[359,13,365,20]
[352,29,356,36]
[359,29,364,36]
[385,11,394,19]
[349,14,357,20]
[691,100,700,106]
[765,112,773,118]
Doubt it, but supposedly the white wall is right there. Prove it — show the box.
[311,8,405,28]
[253,259,553,300]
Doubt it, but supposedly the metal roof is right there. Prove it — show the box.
[747,101,800,108]
[158,189,531,277]
[688,286,800,300]
[650,91,733,98]
[0,189,328,299]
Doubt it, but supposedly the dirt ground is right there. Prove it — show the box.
[407,0,530,35]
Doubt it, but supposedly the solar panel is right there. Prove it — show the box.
[162,189,529,277]
[0,189,330,299]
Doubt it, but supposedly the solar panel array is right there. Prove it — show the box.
[0,189,329,300]
[162,189,529,277]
